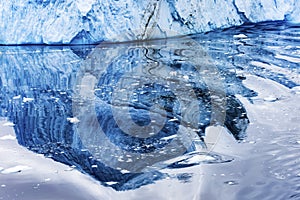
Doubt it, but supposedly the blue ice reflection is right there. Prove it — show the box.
[0,37,250,190]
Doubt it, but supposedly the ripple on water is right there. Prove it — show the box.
[0,21,300,199]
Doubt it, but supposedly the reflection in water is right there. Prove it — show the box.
[3,21,299,194]
[0,37,249,191]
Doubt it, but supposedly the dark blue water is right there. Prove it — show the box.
[0,21,300,199]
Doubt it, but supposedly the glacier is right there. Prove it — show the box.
[0,0,299,44]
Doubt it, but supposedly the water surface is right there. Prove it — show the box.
[0,21,300,200]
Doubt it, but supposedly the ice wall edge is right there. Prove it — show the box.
[0,0,299,45]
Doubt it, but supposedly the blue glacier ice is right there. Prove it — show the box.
[0,0,299,44]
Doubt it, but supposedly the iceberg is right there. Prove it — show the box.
[0,0,299,44]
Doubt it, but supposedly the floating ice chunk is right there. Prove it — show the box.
[168,118,179,122]
[183,75,189,80]
[233,34,248,39]
[121,169,130,174]
[224,180,238,185]
[23,97,34,102]
[1,165,32,174]
[44,178,51,182]
[160,135,177,141]
[67,117,80,124]
[12,95,21,100]
[105,182,118,186]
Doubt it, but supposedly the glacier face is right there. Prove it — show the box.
[0,0,299,44]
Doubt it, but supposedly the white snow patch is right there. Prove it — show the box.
[2,122,15,127]
[76,0,96,16]
[0,134,16,140]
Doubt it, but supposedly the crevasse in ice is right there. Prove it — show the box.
[0,0,299,44]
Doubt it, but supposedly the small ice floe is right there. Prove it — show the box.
[67,117,80,124]
[160,135,177,141]
[0,134,16,140]
[33,183,40,189]
[105,182,118,186]
[2,122,15,127]
[233,34,248,39]
[12,95,21,100]
[44,178,51,182]
[168,118,179,122]
[23,97,34,103]
[1,165,32,174]
[169,71,177,76]
[224,180,238,185]
[121,169,130,174]
[183,75,189,80]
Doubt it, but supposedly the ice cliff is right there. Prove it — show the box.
[0,0,299,44]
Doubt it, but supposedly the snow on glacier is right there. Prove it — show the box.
[234,0,295,22]
[76,0,97,16]
[0,0,299,44]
